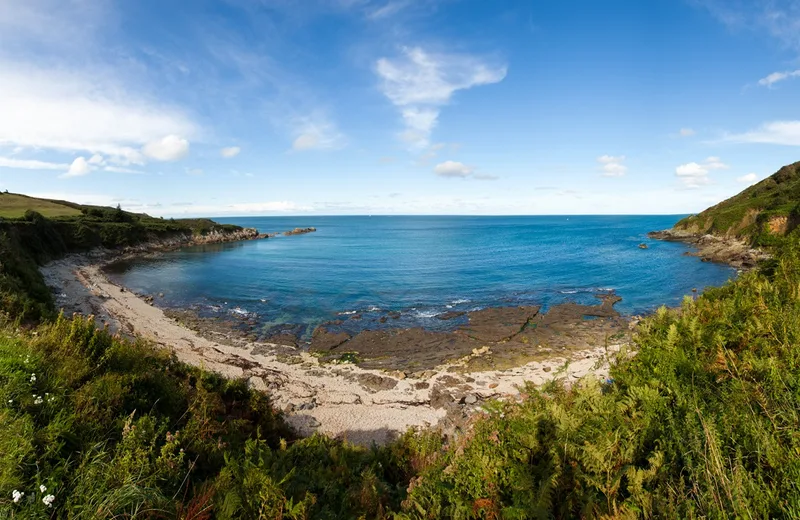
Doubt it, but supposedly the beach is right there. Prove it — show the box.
[41,252,630,446]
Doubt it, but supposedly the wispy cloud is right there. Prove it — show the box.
[289,114,346,151]
[679,128,696,137]
[0,62,198,165]
[758,69,800,86]
[722,120,800,145]
[697,0,800,52]
[375,47,507,149]
[597,155,628,177]
[221,146,241,158]
[433,160,497,180]
[0,156,68,171]
[675,156,729,188]
[737,172,759,183]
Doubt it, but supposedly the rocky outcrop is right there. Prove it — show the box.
[284,227,317,236]
[191,227,268,244]
[307,297,629,373]
[648,229,770,269]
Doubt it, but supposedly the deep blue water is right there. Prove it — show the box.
[106,216,735,339]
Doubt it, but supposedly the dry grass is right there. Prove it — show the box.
[0,193,81,218]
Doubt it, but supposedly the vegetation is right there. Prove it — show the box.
[0,193,242,323]
[674,161,800,244]
[0,193,82,219]
[3,191,800,517]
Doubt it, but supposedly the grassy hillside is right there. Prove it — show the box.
[0,193,82,219]
[0,193,244,322]
[674,161,800,244]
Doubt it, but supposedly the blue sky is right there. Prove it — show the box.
[1,0,800,216]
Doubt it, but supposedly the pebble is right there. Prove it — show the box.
[464,394,478,405]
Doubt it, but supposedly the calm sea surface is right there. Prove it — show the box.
[106,216,735,339]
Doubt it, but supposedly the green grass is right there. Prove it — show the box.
[0,194,82,219]
[674,161,800,242]
[5,191,800,517]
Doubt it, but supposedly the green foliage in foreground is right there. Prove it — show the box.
[0,315,424,519]
[2,245,800,517]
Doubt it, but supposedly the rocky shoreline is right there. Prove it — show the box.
[39,235,632,445]
[648,229,770,269]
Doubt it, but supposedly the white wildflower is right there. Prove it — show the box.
[39,485,46,493]
[30,373,36,383]
[11,490,23,503]
[7,399,12,404]
[34,395,43,405]
[42,494,54,507]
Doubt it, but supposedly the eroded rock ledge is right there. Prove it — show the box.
[648,229,770,269]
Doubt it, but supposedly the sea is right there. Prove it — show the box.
[105,215,735,341]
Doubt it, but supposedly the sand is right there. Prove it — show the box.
[40,254,627,446]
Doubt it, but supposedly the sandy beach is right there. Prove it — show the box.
[41,253,629,446]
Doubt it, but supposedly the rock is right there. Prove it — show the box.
[543,366,552,373]
[357,373,398,392]
[309,326,351,352]
[459,306,541,342]
[464,394,478,405]
[437,311,466,320]
[414,382,430,390]
[488,383,499,389]
[638,243,648,249]
[284,227,317,236]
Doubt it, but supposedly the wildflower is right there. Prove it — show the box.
[7,399,12,404]
[30,373,36,383]
[42,494,55,507]
[39,485,46,493]
[11,490,23,503]
[34,395,43,405]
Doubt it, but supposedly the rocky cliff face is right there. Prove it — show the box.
[673,161,800,241]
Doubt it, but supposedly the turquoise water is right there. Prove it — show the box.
[106,215,735,339]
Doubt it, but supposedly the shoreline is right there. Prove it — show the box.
[647,228,770,269]
[40,247,630,446]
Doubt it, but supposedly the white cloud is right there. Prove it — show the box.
[432,160,496,180]
[290,115,345,151]
[434,160,473,178]
[367,1,411,20]
[0,156,68,170]
[758,69,800,87]
[376,47,507,149]
[293,134,320,151]
[221,146,241,158]
[142,135,190,161]
[0,62,198,163]
[62,157,91,178]
[723,120,800,145]
[679,128,696,137]
[675,156,729,188]
[88,154,105,166]
[597,155,627,177]
[737,173,759,183]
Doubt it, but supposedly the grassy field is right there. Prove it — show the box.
[0,193,82,219]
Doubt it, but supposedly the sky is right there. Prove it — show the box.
[2,0,800,216]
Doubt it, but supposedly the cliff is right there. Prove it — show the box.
[672,160,800,245]
[0,193,266,321]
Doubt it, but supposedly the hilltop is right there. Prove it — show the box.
[0,192,261,321]
[672,161,800,244]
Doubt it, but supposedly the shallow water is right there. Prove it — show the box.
[106,215,734,338]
